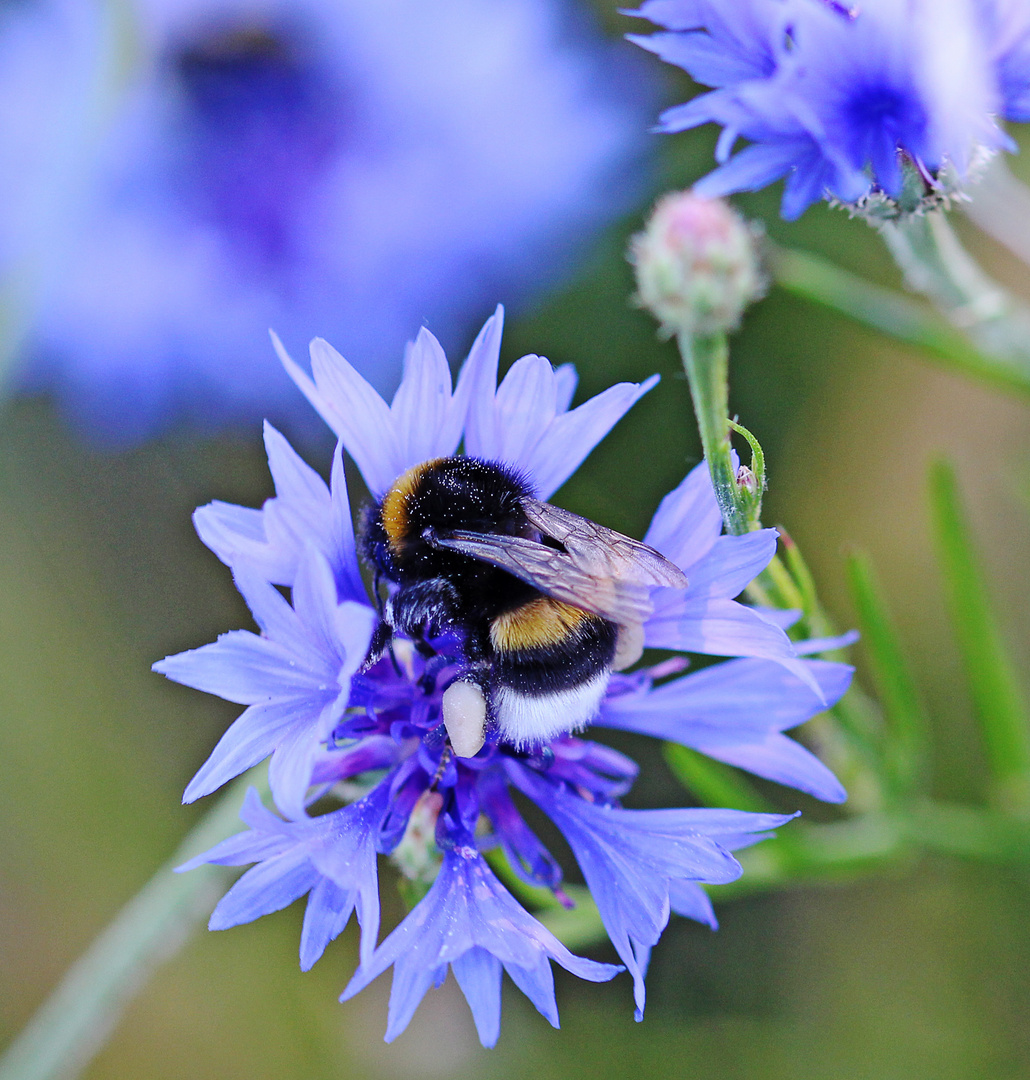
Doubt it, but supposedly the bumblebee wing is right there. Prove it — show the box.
[432,531,656,626]
[522,499,689,589]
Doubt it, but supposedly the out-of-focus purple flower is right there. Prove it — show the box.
[628,0,1013,218]
[976,0,1030,120]
[156,308,853,1045]
[1,0,652,442]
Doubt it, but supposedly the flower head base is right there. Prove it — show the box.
[629,0,1018,219]
[630,190,766,337]
[157,307,853,1044]
[833,146,999,225]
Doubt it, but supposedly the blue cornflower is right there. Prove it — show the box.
[1,0,651,442]
[977,0,1030,120]
[629,0,1013,218]
[155,308,853,1045]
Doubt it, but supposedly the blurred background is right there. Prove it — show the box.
[2,1,1030,1078]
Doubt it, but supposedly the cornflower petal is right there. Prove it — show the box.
[341,843,621,1046]
[509,762,793,1018]
[209,854,318,932]
[463,312,658,498]
[641,460,820,689]
[153,552,376,813]
[452,948,503,1047]
[646,593,801,663]
[274,329,470,499]
[602,657,853,802]
[179,786,386,969]
[196,429,367,602]
[642,458,724,570]
[527,377,661,499]
[628,0,788,83]
[683,530,779,599]
[979,0,1030,119]
[668,880,718,928]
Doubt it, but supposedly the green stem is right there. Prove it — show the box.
[769,245,1030,399]
[676,328,882,807]
[879,210,1010,328]
[0,770,266,1080]
[677,331,750,535]
[877,209,1030,384]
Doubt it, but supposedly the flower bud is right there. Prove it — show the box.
[630,190,765,337]
[736,464,759,497]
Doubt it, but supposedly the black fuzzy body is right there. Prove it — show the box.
[362,456,617,698]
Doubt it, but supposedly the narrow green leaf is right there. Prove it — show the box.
[901,800,1030,863]
[779,530,821,624]
[846,550,930,800]
[727,418,765,525]
[663,743,774,812]
[0,769,267,1080]
[770,245,1030,399]
[929,458,1030,813]
[708,815,906,900]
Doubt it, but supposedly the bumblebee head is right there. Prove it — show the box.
[364,456,533,578]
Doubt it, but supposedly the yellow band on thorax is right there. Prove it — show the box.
[380,458,445,552]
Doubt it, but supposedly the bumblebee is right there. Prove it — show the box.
[361,456,687,757]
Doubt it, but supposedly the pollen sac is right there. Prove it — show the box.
[612,622,645,672]
[630,190,765,338]
[442,680,488,758]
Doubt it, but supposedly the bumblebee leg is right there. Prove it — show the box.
[361,620,394,672]
[418,652,452,695]
[386,577,461,642]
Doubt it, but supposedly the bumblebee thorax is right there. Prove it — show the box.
[377,456,533,563]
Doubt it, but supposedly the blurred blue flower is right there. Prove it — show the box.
[629,0,1013,218]
[1,0,652,442]
[977,0,1030,120]
[155,308,852,1044]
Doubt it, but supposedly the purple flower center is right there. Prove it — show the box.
[172,23,347,268]
[327,642,640,892]
[840,81,926,185]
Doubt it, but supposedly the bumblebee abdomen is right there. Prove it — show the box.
[490,597,617,694]
[488,600,617,748]
[490,596,589,652]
